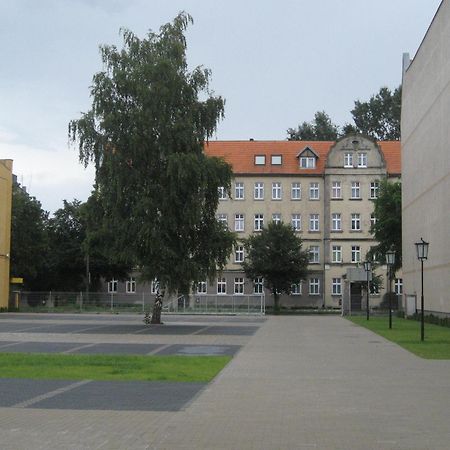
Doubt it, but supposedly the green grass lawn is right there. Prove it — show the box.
[348,316,450,359]
[0,353,231,382]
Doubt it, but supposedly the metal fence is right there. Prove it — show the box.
[10,291,265,315]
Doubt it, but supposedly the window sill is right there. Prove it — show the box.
[331,198,343,201]
[349,198,362,201]
[331,230,343,233]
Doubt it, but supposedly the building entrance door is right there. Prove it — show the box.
[350,283,362,311]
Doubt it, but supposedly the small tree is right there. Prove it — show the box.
[287,111,339,141]
[370,180,402,272]
[242,222,309,312]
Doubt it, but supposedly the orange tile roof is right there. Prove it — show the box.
[204,140,401,176]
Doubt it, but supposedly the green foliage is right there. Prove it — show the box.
[10,181,49,290]
[351,86,401,140]
[287,111,339,140]
[370,180,402,271]
[242,221,309,311]
[69,13,235,295]
[348,317,450,359]
[0,353,231,382]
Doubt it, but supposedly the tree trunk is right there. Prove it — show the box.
[151,288,164,324]
[273,292,280,314]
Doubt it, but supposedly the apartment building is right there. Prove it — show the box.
[204,135,401,308]
[0,159,13,309]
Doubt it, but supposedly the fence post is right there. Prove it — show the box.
[110,293,113,312]
[80,291,83,313]
[248,295,250,314]
[142,292,145,313]
[49,291,52,311]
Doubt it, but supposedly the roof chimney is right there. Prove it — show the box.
[249,138,254,141]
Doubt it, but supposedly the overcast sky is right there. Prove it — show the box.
[0,0,442,213]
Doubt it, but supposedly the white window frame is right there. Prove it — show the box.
[300,156,316,168]
[272,182,282,200]
[255,155,266,165]
[125,277,136,294]
[272,213,281,224]
[196,281,207,294]
[309,182,319,200]
[370,181,379,199]
[271,155,282,165]
[217,277,227,295]
[234,277,245,295]
[309,246,320,264]
[331,213,342,231]
[234,213,244,232]
[235,182,244,200]
[332,278,342,295]
[332,245,342,263]
[150,279,159,294]
[218,186,227,200]
[253,277,264,294]
[217,213,228,228]
[291,182,301,200]
[394,278,403,295]
[351,245,361,263]
[331,181,342,199]
[370,213,377,228]
[358,152,367,168]
[235,245,244,263]
[254,182,264,200]
[254,213,264,231]
[291,282,302,295]
[351,213,361,231]
[309,278,320,295]
[351,181,361,199]
[291,214,301,231]
[344,152,353,167]
[309,214,320,232]
[108,279,118,293]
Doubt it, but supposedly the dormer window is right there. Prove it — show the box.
[271,155,282,165]
[255,155,266,165]
[344,152,353,168]
[297,146,318,169]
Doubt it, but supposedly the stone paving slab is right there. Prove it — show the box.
[72,343,162,355]
[155,344,241,356]
[0,342,82,353]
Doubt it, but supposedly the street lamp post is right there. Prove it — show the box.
[415,238,429,342]
[363,260,372,320]
[385,247,396,329]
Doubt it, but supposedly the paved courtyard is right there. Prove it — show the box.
[0,313,449,449]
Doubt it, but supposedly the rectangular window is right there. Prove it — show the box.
[351,181,361,199]
[370,213,377,229]
[234,277,244,295]
[218,186,227,200]
[254,277,264,294]
[291,214,301,231]
[331,181,342,199]
[331,213,342,231]
[235,182,244,200]
[217,277,227,294]
[344,152,353,167]
[254,213,264,231]
[254,182,264,200]
[370,283,380,295]
[235,213,244,232]
[309,214,320,232]
[272,213,281,224]
[370,181,379,199]
[395,278,403,295]
[272,182,282,200]
[291,182,301,200]
[255,155,266,165]
[271,155,282,165]
[309,278,320,295]
[217,213,228,228]
[125,277,136,294]
[351,213,361,231]
[291,282,302,295]
[351,245,361,263]
[197,281,207,294]
[332,245,342,263]
[332,278,342,295]
[358,152,367,168]
[300,156,316,168]
[309,182,319,200]
[150,279,159,294]
[309,246,320,264]
[235,245,244,263]
[108,279,118,293]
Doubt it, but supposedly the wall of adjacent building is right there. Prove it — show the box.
[0,160,13,309]
[402,0,450,315]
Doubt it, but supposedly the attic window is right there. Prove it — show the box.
[300,156,316,169]
[255,155,266,165]
[271,155,282,165]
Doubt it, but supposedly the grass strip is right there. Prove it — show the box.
[0,353,231,382]
[348,316,450,359]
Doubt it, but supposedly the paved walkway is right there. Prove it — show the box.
[0,315,449,449]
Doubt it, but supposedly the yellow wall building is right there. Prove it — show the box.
[0,159,13,309]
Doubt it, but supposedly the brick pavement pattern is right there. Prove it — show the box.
[0,315,449,449]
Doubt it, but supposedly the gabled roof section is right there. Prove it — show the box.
[204,140,401,175]
[297,146,319,159]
